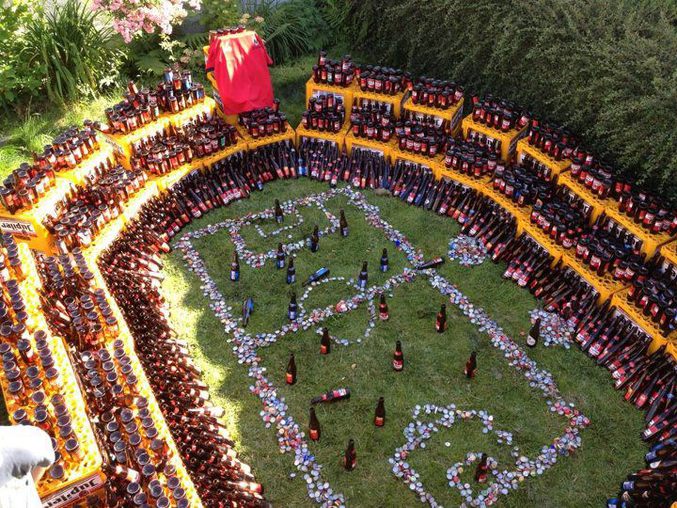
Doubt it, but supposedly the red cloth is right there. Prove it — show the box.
[206,31,274,115]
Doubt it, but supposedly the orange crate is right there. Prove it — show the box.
[563,252,629,302]
[461,115,528,162]
[611,287,676,354]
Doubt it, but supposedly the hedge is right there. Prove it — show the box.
[337,0,677,204]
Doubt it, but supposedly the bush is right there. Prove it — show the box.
[246,0,329,65]
[21,0,124,105]
[341,0,677,203]
[0,2,43,112]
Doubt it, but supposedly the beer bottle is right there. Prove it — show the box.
[374,397,386,427]
[393,340,404,371]
[311,387,351,404]
[474,453,488,483]
[526,317,540,347]
[339,209,349,237]
[274,199,284,223]
[379,293,389,321]
[380,248,389,272]
[436,303,447,333]
[303,267,330,286]
[286,353,297,385]
[415,257,445,270]
[308,407,321,441]
[320,327,331,354]
[242,297,254,327]
[309,225,320,253]
[288,292,298,321]
[357,261,368,290]
[343,439,356,471]
[464,351,477,378]
[286,257,296,284]
[276,243,286,269]
[230,252,240,282]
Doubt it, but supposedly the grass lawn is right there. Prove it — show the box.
[161,178,647,507]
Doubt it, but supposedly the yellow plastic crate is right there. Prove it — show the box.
[611,287,677,354]
[392,148,446,179]
[603,201,675,258]
[461,115,529,162]
[295,120,349,148]
[0,245,105,505]
[660,239,677,266]
[515,138,571,180]
[562,252,629,303]
[344,130,397,158]
[237,122,295,151]
[437,168,490,194]
[56,144,117,187]
[101,97,216,169]
[557,172,608,221]
[305,77,356,113]
[353,88,405,118]
[402,97,465,137]
[0,177,75,254]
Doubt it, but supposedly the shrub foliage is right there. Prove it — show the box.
[340,0,677,203]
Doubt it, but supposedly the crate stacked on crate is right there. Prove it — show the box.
[0,124,119,254]
[461,95,530,161]
[515,120,577,182]
[401,76,465,137]
[98,74,213,167]
[0,240,105,507]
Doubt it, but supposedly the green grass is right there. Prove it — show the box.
[161,179,647,507]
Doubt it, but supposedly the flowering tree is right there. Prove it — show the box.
[91,0,201,43]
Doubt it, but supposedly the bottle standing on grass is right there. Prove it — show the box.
[474,453,489,483]
[309,226,320,253]
[274,199,284,223]
[343,439,356,471]
[308,407,321,441]
[340,209,349,237]
[465,351,477,378]
[393,340,404,371]
[357,261,368,290]
[288,292,298,321]
[276,243,286,269]
[380,248,389,272]
[286,353,297,385]
[436,304,447,333]
[527,317,541,348]
[320,327,331,355]
[286,257,296,284]
[374,397,386,427]
[379,293,389,320]
[230,252,240,282]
